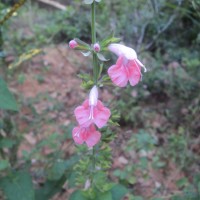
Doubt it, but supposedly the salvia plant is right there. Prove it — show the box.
[68,0,146,199]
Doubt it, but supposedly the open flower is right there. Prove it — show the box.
[108,43,146,87]
[72,124,101,147]
[74,86,111,128]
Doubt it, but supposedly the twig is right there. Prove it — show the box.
[139,1,183,53]
[36,0,66,11]
[136,22,149,51]
[0,0,26,25]
[140,13,177,53]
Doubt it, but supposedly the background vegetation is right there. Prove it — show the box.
[0,0,200,199]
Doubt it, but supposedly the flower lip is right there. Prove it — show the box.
[89,85,98,106]
[72,124,101,148]
[108,43,137,60]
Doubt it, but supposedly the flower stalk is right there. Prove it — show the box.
[91,2,98,84]
[91,1,97,183]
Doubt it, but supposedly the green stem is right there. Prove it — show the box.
[0,28,7,81]
[91,2,98,185]
[91,2,98,84]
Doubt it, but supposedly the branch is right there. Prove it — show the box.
[36,0,66,10]
[142,13,177,52]
[0,0,26,25]
[139,1,183,53]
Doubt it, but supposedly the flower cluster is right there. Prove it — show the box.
[73,86,111,147]
[69,39,146,148]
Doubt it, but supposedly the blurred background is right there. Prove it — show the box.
[0,0,200,199]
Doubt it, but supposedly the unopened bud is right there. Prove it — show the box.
[69,40,78,49]
[93,43,100,52]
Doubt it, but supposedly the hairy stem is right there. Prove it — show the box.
[91,2,98,185]
[91,2,98,84]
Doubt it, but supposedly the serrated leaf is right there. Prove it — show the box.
[0,160,10,171]
[0,77,18,111]
[0,171,35,200]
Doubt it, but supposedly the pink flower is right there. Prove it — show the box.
[69,40,78,49]
[93,43,100,52]
[74,86,111,128]
[108,43,146,87]
[72,124,101,147]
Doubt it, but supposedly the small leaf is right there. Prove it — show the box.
[0,160,10,171]
[100,33,121,49]
[0,77,18,111]
[83,0,94,5]
[97,53,109,61]
[74,38,91,51]
[81,51,91,57]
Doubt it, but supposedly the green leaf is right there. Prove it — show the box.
[0,170,35,200]
[35,176,66,200]
[69,190,87,200]
[0,138,16,148]
[47,155,80,180]
[36,156,79,200]
[100,33,121,49]
[97,191,112,200]
[0,160,10,171]
[0,77,18,111]
[97,53,109,61]
[111,184,128,200]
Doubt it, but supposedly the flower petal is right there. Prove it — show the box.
[93,100,111,128]
[85,125,101,147]
[127,60,141,86]
[108,43,137,60]
[74,100,92,127]
[72,126,84,145]
[108,56,129,87]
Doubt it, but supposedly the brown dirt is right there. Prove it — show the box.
[8,44,185,200]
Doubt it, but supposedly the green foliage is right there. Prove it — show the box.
[70,190,87,200]
[0,77,18,111]
[0,170,35,200]
[111,184,128,200]
[0,160,10,171]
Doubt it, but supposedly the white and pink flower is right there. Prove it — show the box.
[108,43,146,87]
[74,86,111,128]
[72,86,111,147]
[72,124,101,148]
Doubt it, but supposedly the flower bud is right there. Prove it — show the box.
[93,43,100,52]
[69,40,78,49]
